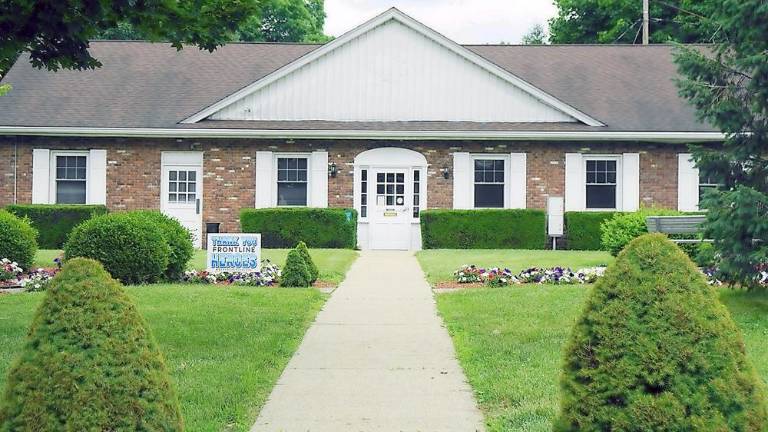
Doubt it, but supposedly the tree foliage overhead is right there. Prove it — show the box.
[556,234,767,431]
[549,0,720,44]
[97,0,329,43]
[674,0,768,289]
[521,24,548,45]
[0,0,259,74]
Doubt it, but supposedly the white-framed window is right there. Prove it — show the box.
[472,156,508,208]
[275,154,309,206]
[50,151,89,204]
[584,155,622,210]
[698,172,721,207]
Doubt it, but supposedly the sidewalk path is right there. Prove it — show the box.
[251,251,485,432]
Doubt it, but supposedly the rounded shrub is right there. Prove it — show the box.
[295,241,318,283]
[64,212,169,284]
[0,258,183,431]
[281,249,312,287]
[600,209,683,256]
[555,233,767,431]
[0,209,37,270]
[129,210,193,280]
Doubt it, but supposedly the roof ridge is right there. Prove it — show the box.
[464,43,714,47]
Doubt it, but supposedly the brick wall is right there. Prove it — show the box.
[0,136,685,232]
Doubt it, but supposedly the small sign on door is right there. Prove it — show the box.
[207,233,261,272]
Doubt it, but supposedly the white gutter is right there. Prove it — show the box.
[0,126,726,142]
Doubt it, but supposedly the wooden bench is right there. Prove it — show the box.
[645,215,712,243]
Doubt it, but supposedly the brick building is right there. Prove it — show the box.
[0,9,722,249]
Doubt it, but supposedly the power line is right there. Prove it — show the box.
[613,19,642,44]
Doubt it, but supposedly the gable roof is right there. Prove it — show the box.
[0,15,719,138]
[184,8,603,126]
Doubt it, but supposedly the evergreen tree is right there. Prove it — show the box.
[674,0,768,288]
[556,234,767,431]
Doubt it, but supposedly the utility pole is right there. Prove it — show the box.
[642,0,650,44]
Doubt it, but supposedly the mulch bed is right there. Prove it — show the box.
[433,281,485,290]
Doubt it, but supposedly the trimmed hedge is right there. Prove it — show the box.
[0,210,38,269]
[5,204,108,249]
[0,258,183,430]
[556,234,767,431]
[564,211,618,250]
[64,213,170,284]
[420,209,546,249]
[295,241,318,283]
[240,208,357,248]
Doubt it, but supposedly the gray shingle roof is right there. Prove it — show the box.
[0,41,714,132]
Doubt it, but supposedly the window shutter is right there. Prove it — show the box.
[564,153,584,211]
[255,151,274,208]
[309,151,328,208]
[621,153,640,212]
[509,153,527,209]
[32,149,51,204]
[452,152,471,209]
[87,149,107,205]
[677,153,699,211]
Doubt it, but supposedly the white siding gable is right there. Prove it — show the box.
[208,16,581,124]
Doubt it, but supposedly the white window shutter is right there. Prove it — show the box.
[310,151,328,208]
[621,153,640,212]
[677,153,699,211]
[32,149,51,204]
[254,151,274,208]
[564,153,584,211]
[452,152,471,209]
[87,149,107,205]
[509,153,527,209]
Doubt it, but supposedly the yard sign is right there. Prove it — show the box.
[207,234,261,273]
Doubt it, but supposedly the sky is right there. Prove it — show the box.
[324,0,558,44]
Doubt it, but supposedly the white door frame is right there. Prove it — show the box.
[353,148,427,250]
[161,151,204,248]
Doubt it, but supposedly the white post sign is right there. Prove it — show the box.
[207,234,261,273]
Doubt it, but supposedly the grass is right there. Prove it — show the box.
[35,248,359,284]
[416,249,613,284]
[0,284,326,431]
[436,286,768,432]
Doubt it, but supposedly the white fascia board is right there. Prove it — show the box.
[0,126,726,142]
[180,8,605,127]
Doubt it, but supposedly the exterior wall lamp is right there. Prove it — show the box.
[328,162,338,178]
[440,167,450,179]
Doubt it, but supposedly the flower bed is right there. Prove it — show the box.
[453,265,606,287]
[181,260,281,287]
[1,258,58,291]
[453,263,767,288]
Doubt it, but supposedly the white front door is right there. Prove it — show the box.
[369,169,412,250]
[161,152,203,248]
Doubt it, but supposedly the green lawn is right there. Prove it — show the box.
[0,284,326,431]
[436,286,768,432]
[35,248,359,284]
[416,249,613,284]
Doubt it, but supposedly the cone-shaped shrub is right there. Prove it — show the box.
[281,248,312,287]
[555,233,767,431]
[0,258,183,430]
[129,210,194,280]
[295,241,319,283]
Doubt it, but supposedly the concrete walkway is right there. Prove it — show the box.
[251,251,485,432]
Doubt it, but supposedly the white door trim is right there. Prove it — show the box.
[161,151,204,248]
